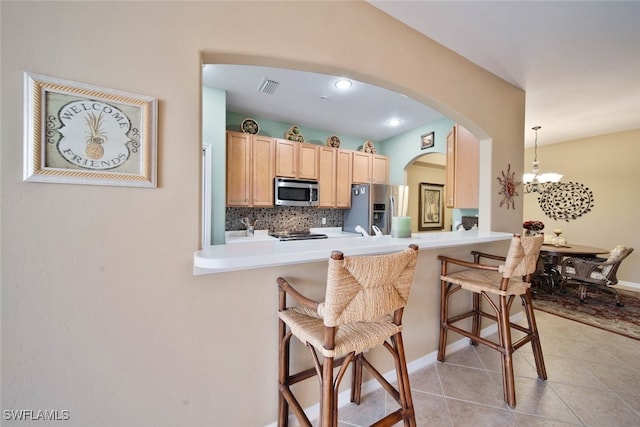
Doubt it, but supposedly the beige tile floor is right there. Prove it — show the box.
[335,310,640,426]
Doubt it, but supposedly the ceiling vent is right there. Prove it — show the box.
[257,78,279,95]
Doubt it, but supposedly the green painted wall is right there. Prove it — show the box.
[226,111,371,151]
[202,86,227,244]
[378,117,454,185]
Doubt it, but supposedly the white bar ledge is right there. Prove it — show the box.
[194,230,512,275]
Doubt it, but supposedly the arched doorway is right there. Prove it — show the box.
[404,152,452,232]
[202,59,493,244]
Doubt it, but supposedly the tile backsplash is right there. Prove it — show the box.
[226,207,345,232]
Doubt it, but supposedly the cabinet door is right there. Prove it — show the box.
[372,155,389,184]
[352,151,371,183]
[252,135,275,206]
[445,129,456,208]
[226,131,251,206]
[318,146,336,207]
[454,125,479,208]
[298,143,319,180]
[335,149,352,208]
[275,139,298,178]
[445,124,479,208]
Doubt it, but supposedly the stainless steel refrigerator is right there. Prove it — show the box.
[343,184,409,235]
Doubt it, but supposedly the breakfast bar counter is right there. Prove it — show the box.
[194,230,512,275]
[193,230,514,425]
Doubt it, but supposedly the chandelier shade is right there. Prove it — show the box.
[523,126,562,193]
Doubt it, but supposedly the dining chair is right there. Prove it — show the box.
[531,254,561,294]
[437,234,545,407]
[560,245,634,306]
[277,245,419,427]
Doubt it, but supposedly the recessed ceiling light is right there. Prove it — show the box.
[335,79,352,89]
[387,118,402,126]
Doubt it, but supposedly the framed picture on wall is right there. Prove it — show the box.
[420,131,434,150]
[23,72,158,187]
[418,182,444,231]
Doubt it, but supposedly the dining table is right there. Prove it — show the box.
[540,243,609,263]
[537,243,610,293]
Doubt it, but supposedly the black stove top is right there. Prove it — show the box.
[269,231,328,241]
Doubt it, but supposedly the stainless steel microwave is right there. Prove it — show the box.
[274,178,319,207]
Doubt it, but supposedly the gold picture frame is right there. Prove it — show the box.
[418,182,444,231]
[23,72,157,187]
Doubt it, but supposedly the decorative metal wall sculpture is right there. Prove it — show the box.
[538,182,594,221]
[497,164,520,209]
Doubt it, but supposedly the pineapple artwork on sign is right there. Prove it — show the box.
[84,111,107,160]
[46,93,140,173]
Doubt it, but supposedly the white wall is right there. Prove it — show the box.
[524,129,640,282]
[1,2,525,425]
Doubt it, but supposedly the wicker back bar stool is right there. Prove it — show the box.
[277,244,419,427]
[437,234,545,407]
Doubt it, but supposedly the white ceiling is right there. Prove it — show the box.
[202,64,445,142]
[370,1,640,146]
[203,1,640,147]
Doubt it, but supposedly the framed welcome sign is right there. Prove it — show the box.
[23,73,157,187]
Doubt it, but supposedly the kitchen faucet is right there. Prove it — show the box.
[240,217,256,235]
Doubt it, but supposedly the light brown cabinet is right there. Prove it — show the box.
[352,151,371,183]
[372,154,389,184]
[227,134,388,208]
[445,124,479,208]
[275,139,319,180]
[336,149,353,206]
[226,131,275,207]
[319,147,352,208]
[352,152,389,184]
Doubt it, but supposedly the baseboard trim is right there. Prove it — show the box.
[617,280,640,292]
[265,312,523,427]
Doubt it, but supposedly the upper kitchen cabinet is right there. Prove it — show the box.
[372,154,389,184]
[352,151,389,184]
[336,149,353,206]
[445,124,479,208]
[275,139,319,180]
[226,131,275,207]
[318,147,352,208]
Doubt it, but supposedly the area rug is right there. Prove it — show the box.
[532,285,640,341]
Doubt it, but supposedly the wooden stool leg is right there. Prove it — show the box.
[522,291,547,380]
[393,332,416,427]
[320,356,335,427]
[437,279,449,362]
[470,292,481,346]
[498,295,517,407]
[350,354,363,404]
[278,320,290,427]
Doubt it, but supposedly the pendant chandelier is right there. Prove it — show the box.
[523,126,562,193]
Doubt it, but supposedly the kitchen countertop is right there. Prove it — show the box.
[224,227,360,243]
[195,229,512,275]
[225,229,277,243]
[309,227,362,238]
